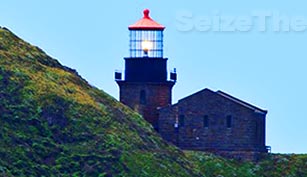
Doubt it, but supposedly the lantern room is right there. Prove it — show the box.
[128,9,165,58]
[115,9,176,131]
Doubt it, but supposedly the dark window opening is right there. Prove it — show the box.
[140,90,146,105]
[255,121,261,144]
[255,121,258,139]
[179,115,185,127]
[204,115,209,128]
[226,115,232,128]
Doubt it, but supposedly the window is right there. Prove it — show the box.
[255,121,261,143]
[179,115,185,127]
[226,115,232,128]
[140,90,146,105]
[203,115,209,128]
[255,121,258,139]
[129,30,163,58]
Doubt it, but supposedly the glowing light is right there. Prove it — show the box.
[142,40,153,52]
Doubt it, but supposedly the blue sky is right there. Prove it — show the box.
[1,0,306,153]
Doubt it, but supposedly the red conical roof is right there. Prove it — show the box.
[129,9,165,30]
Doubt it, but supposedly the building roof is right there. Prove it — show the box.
[128,9,165,30]
[216,90,268,115]
[176,88,268,115]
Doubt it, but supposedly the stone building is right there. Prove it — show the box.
[159,88,268,161]
[115,9,269,161]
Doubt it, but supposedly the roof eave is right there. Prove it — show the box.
[216,90,268,115]
[128,26,165,30]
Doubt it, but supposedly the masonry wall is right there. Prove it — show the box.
[159,89,267,160]
[159,105,178,145]
[118,82,174,130]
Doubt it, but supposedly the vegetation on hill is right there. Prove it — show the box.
[0,27,201,176]
[0,27,306,177]
[186,151,307,177]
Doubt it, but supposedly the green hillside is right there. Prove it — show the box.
[0,27,201,176]
[0,27,306,177]
[186,151,307,177]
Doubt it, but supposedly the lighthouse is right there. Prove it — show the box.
[115,9,177,131]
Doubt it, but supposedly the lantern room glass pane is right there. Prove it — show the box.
[130,30,163,58]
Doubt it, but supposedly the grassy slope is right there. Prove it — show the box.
[0,27,306,177]
[186,151,307,177]
[0,27,201,176]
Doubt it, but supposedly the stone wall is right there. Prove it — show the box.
[159,104,178,145]
[118,81,174,130]
[159,88,268,160]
